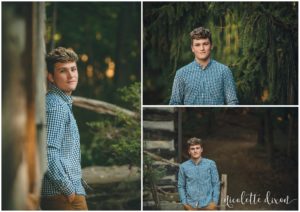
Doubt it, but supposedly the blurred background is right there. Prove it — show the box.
[143,107,298,210]
[3,2,140,210]
[46,2,141,104]
[143,2,298,105]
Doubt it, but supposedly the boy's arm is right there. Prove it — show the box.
[46,106,75,196]
[178,165,188,205]
[170,73,184,105]
[211,161,221,204]
[224,67,238,105]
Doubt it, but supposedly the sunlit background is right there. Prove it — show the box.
[46,2,140,105]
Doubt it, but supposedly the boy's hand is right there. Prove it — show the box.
[183,204,196,210]
[67,193,75,203]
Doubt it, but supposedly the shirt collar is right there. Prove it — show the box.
[189,158,203,166]
[48,83,73,105]
[194,59,213,70]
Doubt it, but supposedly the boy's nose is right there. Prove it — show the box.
[68,70,74,78]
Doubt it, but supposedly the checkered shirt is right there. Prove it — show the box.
[169,59,239,105]
[178,158,220,208]
[41,84,86,196]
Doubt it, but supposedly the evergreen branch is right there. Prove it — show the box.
[259,3,297,32]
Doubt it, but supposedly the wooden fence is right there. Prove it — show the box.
[143,107,228,210]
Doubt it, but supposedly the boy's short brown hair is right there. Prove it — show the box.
[46,47,78,74]
[190,27,212,45]
[187,137,203,148]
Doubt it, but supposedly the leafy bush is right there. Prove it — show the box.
[81,82,141,167]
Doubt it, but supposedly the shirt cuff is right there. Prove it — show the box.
[60,182,75,196]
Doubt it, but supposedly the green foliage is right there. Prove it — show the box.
[143,155,166,189]
[81,83,141,167]
[118,82,141,111]
[143,2,298,104]
[236,2,297,104]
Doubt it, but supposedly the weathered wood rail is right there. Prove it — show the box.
[72,96,136,117]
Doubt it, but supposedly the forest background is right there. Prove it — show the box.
[143,2,298,105]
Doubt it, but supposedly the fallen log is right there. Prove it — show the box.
[82,165,140,185]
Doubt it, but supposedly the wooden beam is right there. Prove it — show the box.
[144,140,175,150]
[143,107,176,113]
[143,121,175,131]
[144,150,179,167]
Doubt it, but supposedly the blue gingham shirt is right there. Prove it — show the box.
[41,84,86,197]
[178,158,220,208]
[169,59,238,105]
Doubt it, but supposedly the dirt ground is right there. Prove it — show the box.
[183,110,298,210]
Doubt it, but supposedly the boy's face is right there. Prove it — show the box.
[48,61,78,95]
[188,144,203,160]
[191,38,212,62]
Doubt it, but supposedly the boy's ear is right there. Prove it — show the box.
[47,72,54,83]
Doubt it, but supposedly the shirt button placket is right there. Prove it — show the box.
[197,164,201,207]
[199,68,204,105]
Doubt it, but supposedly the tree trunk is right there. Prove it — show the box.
[264,109,273,163]
[114,4,129,88]
[207,108,215,135]
[257,115,265,145]
[287,112,294,158]
[177,108,183,163]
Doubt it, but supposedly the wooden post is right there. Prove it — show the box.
[3,3,29,209]
[220,174,227,210]
[2,2,46,209]
[177,108,183,163]
[32,2,47,209]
